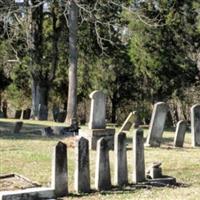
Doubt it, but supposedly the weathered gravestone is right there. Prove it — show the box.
[95,138,111,190]
[191,104,200,147]
[22,108,31,120]
[119,111,136,133]
[89,90,106,129]
[80,90,115,150]
[51,142,68,197]
[52,106,60,122]
[133,128,145,183]
[57,111,67,123]
[38,104,48,120]
[14,110,22,119]
[74,137,90,193]
[13,121,23,134]
[174,120,187,147]
[41,127,54,137]
[114,132,128,186]
[0,111,4,118]
[145,102,169,147]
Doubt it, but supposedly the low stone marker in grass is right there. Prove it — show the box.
[95,138,111,191]
[145,102,169,147]
[13,121,23,134]
[174,120,187,147]
[51,141,68,197]
[114,132,128,186]
[22,108,31,120]
[191,104,200,147]
[74,136,90,193]
[133,128,145,183]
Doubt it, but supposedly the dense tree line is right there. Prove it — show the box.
[0,0,199,125]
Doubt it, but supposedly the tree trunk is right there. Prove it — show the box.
[65,0,78,127]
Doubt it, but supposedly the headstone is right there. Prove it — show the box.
[38,104,48,120]
[133,128,145,183]
[74,137,90,193]
[41,127,54,137]
[145,102,169,147]
[95,138,111,190]
[22,108,31,119]
[174,120,187,147]
[15,110,22,119]
[89,90,106,129]
[51,142,68,197]
[191,104,200,147]
[0,111,4,118]
[114,132,128,186]
[52,106,60,122]
[119,111,136,133]
[57,111,67,123]
[13,121,23,134]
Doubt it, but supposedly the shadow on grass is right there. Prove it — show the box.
[60,181,191,199]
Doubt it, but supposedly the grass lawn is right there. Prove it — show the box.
[0,119,200,199]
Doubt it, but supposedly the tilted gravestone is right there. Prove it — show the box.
[145,102,169,147]
[95,138,111,191]
[14,110,22,119]
[38,104,48,120]
[191,104,200,147]
[174,120,187,147]
[89,90,106,129]
[80,90,115,150]
[119,111,136,133]
[74,137,90,193]
[133,128,145,183]
[51,142,68,197]
[114,132,128,186]
[13,121,23,134]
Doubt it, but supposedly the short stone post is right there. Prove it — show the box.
[95,138,111,190]
[145,102,169,147]
[114,132,128,186]
[133,128,145,183]
[174,120,187,147]
[191,104,200,147]
[13,121,23,134]
[74,136,90,193]
[51,142,68,197]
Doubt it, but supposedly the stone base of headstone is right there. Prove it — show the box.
[147,176,176,186]
[79,128,115,150]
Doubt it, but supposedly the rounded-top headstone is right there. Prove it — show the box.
[89,90,106,129]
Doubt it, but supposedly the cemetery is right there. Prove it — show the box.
[0,0,200,200]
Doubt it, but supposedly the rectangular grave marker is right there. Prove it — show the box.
[133,128,145,183]
[114,132,128,186]
[191,104,200,147]
[145,102,168,147]
[74,136,90,193]
[174,120,187,147]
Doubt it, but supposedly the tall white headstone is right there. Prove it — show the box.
[89,90,106,129]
